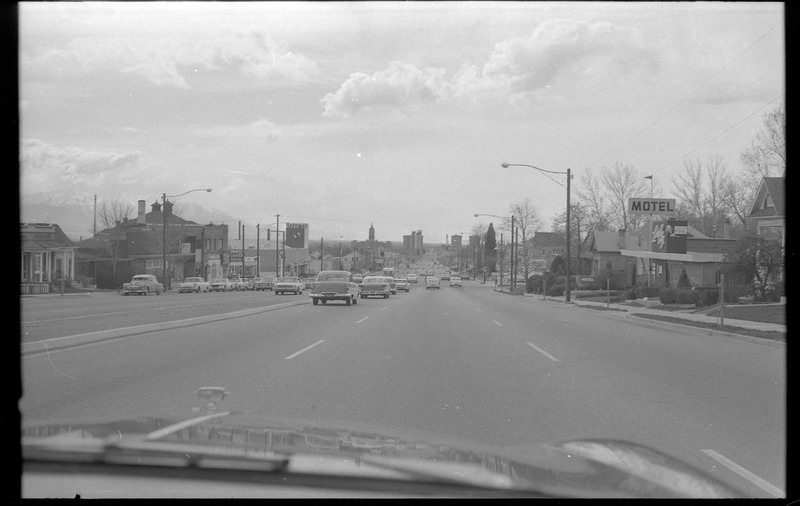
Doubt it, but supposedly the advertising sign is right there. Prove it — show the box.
[285,223,308,248]
[628,198,677,215]
[651,219,688,254]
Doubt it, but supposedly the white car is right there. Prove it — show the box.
[407,274,418,283]
[273,277,305,295]
[178,276,210,293]
[394,278,410,292]
[425,276,440,289]
[449,276,462,287]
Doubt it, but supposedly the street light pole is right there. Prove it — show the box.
[501,162,571,302]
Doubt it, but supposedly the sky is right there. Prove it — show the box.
[19,2,785,244]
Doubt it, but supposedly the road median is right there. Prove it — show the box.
[21,299,309,356]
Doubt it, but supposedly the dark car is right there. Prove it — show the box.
[309,270,360,305]
[360,275,391,299]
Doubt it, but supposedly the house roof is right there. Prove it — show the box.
[749,177,785,218]
[20,223,76,251]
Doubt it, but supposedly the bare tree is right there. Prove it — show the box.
[600,162,649,231]
[724,104,785,228]
[575,169,610,232]
[505,198,542,283]
[94,199,135,285]
[671,155,731,237]
[551,202,593,274]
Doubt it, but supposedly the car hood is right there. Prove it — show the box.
[22,408,744,498]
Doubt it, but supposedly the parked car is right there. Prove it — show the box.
[450,276,462,287]
[394,278,410,292]
[273,277,305,295]
[210,278,232,292]
[309,270,360,306]
[122,274,164,296]
[360,276,391,299]
[178,276,210,293]
[425,276,441,289]
[254,277,275,291]
[240,278,255,291]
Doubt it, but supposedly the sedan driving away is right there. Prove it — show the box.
[426,276,440,289]
[450,276,462,287]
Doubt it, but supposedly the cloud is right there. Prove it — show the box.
[20,139,140,193]
[22,32,319,88]
[191,117,283,141]
[320,20,661,117]
[321,61,449,117]
[481,19,659,94]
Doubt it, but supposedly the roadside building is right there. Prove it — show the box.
[619,220,736,288]
[75,200,228,289]
[748,176,785,247]
[528,232,565,275]
[20,223,77,294]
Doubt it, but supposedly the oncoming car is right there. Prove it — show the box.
[273,277,305,295]
[122,274,164,296]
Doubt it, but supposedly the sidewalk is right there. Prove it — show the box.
[483,282,786,339]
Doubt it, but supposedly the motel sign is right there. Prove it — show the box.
[628,198,677,215]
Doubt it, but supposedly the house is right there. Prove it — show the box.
[75,200,228,289]
[748,176,785,247]
[20,223,77,294]
[618,220,736,288]
[528,232,565,274]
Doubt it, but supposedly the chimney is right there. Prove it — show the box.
[137,200,146,224]
[617,229,626,249]
[723,219,731,239]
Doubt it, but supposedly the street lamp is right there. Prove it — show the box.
[474,213,516,290]
[501,161,571,302]
[162,188,212,290]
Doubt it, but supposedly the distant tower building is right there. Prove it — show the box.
[369,223,375,243]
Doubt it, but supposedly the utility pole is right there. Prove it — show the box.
[275,214,280,276]
[256,224,260,277]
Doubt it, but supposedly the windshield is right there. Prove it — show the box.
[19,1,785,499]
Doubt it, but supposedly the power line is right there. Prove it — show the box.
[655,93,785,172]
[584,22,781,169]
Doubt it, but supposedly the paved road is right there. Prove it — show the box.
[19,281,785,497]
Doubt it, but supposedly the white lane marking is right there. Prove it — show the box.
[491,319,503,327]
[356,316,369,324]
[474,307,483,312]
[526,342,560,362]
[701,449,784,497]
[381,306,388,311]
[284,340,325,360]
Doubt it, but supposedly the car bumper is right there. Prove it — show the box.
[310,292,351,300]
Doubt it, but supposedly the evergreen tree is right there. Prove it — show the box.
[484,223,496,274]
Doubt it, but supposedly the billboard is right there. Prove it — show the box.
[285,223,308,248]
[651,219,688,254]
[628,198,677,215]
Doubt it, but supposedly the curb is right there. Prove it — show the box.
[21,299,310,357]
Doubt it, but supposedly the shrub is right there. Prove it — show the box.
[660,287,676,304]
[638,286,662,299]
[677,269,691,288]
[691,287,720,307]
[676,288,694,305]
[548,284,565,297]
[625,287,638,300]
[526,275,542,294]
[593,270,628,291]
[722,283,752,303]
